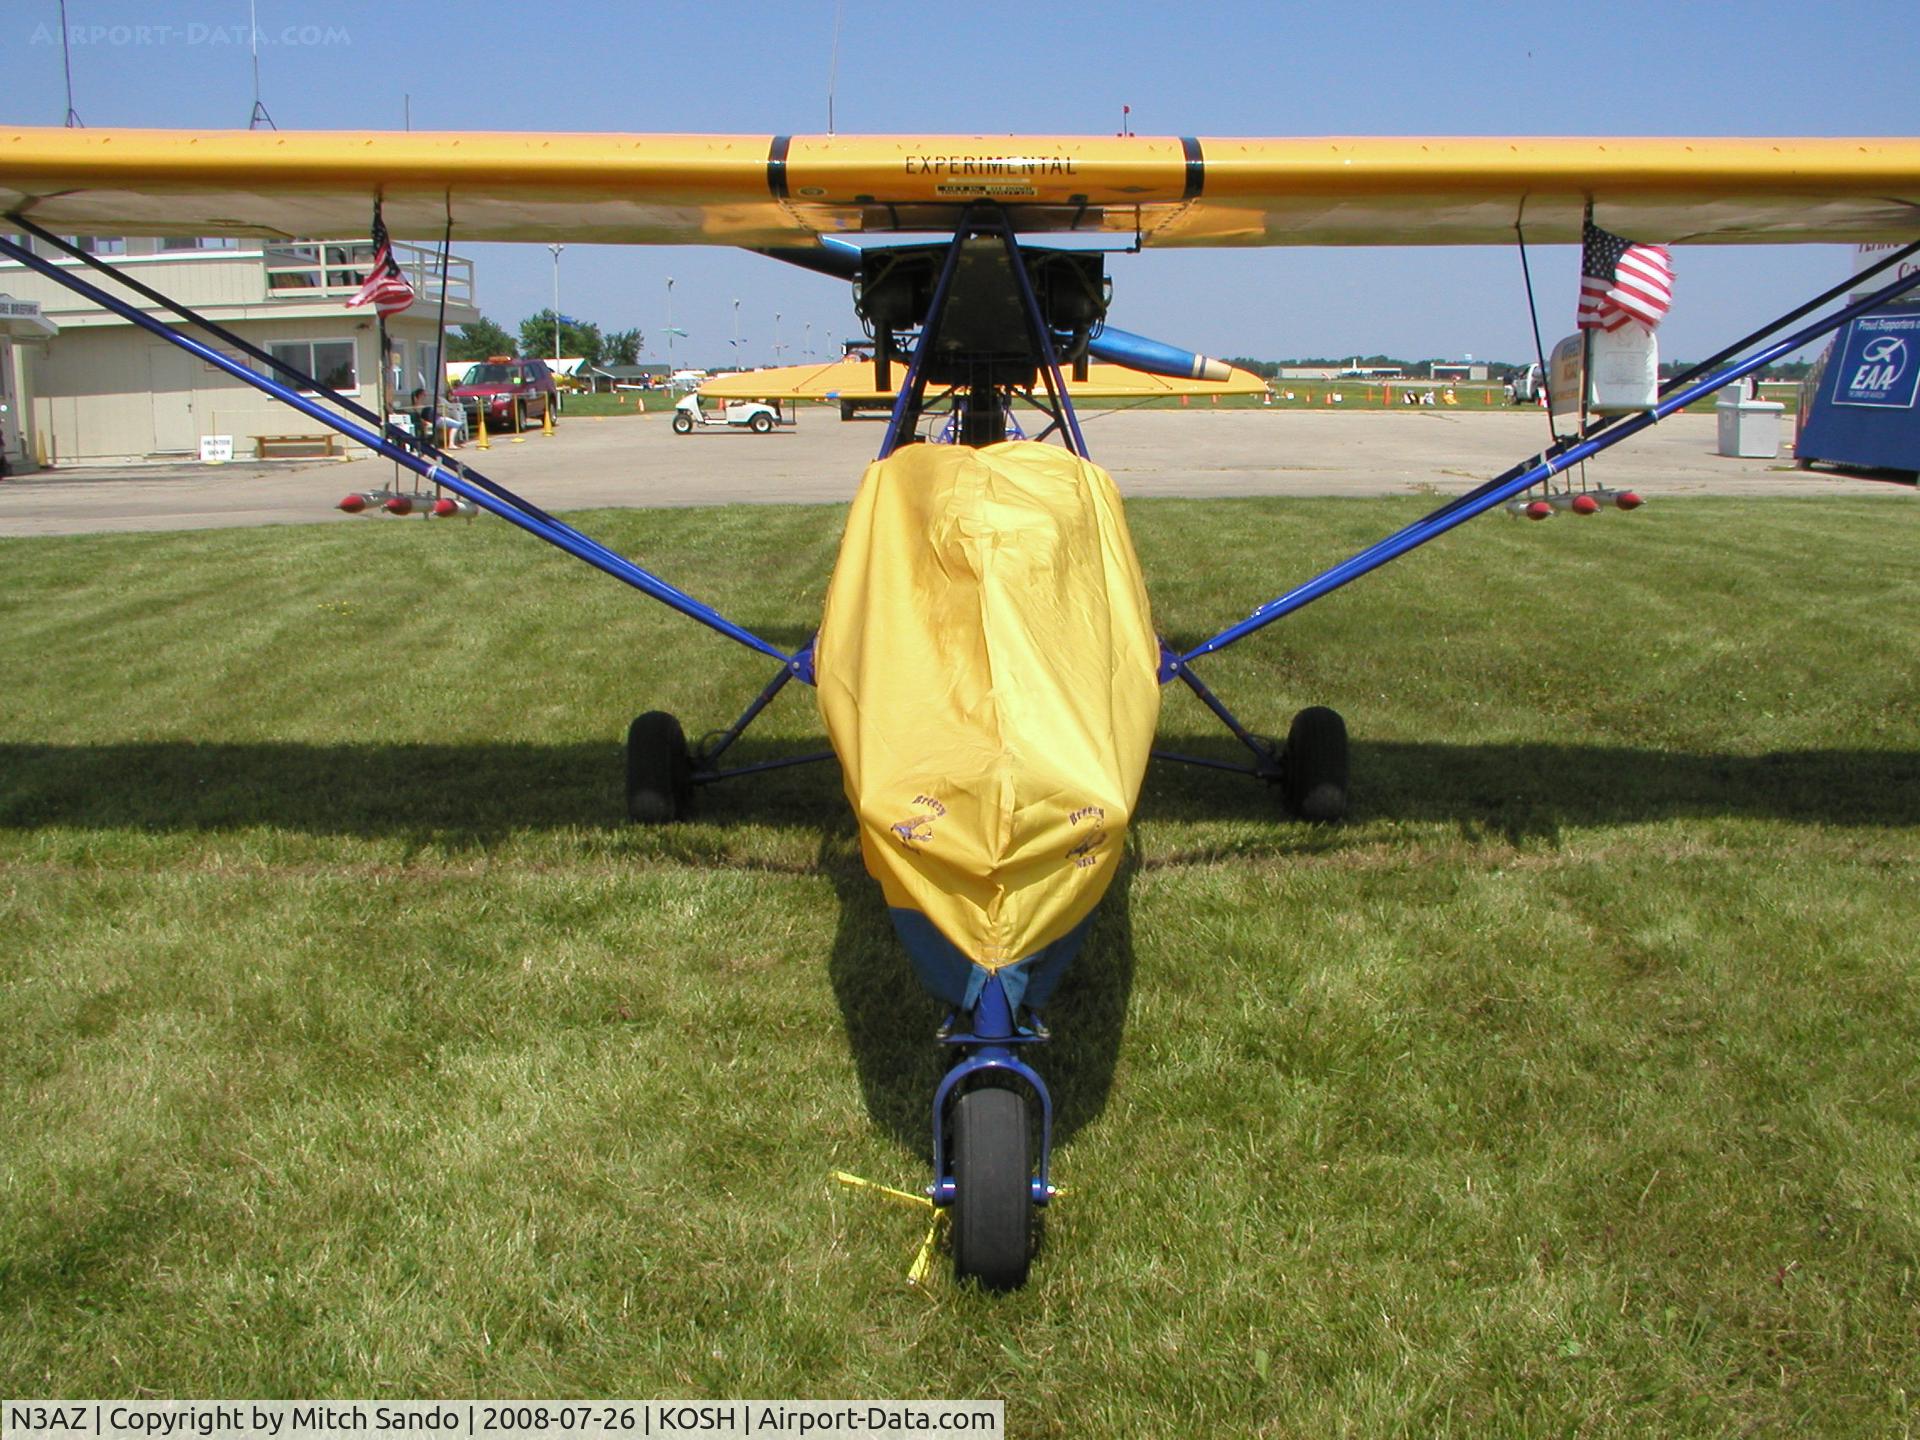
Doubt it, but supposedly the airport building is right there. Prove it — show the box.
[0,293,56,473]
[0,233,479,469]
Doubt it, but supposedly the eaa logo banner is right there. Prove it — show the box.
[1835,312,1920,409]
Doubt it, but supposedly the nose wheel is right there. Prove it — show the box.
[950,1086,1032,1291]
[930,974,1052,1289]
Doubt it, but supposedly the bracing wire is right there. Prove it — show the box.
[1513,214,1559,461]
[826,0,845,134]
[58,0,82,126]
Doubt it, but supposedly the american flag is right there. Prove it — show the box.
[1578,220,1673,332]
[348,206,415,318]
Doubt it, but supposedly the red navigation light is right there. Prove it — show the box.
[1615,490,1644,510]
[383,495,413,516]
[1571,493,1600,516]
[431,498,459,518]
[337,493,367,514]
[1524,500,1554,520]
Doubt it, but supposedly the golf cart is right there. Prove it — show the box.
[671,393,794,434]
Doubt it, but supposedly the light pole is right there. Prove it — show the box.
[731,297,741,363]
[774,312,782,364]
[804,320,812,359]
[547,244,565,363]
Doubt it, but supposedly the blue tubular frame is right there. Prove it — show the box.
[928,973,1056,1208]
[691,643,835,783]
[1179,261,1920,666]
[877,211,972,459]
[1002,220,1090,459]
[0,231,794,667]
[9,228,674,584]
[1152,649,1283,778]
[876,205,1091,463]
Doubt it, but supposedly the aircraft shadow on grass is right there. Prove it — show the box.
[1,738,1914,843]
[822,832,1137,1158]
[5,735,1911,1165]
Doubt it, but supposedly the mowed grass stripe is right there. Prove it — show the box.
[1,495,1916,1434]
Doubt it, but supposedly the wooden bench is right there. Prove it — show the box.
[255,433,341,460]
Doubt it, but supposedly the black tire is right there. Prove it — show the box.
[952,1086,1031,1291]
[626,711,692,822]
[671,411,694,435]
[1283,705,1349,822]
[749,411,773,434]
[511,400,526,433]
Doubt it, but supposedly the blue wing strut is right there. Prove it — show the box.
[0,230,793,669]
[1177,255,1920,670]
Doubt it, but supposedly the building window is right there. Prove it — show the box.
[65,235,126,255]
[159,236,240,252]
[267,339,358,394]
[264,242,321,290]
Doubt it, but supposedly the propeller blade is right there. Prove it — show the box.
[1088,326,1234,382]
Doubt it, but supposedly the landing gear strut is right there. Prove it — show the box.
[930,973,1052,1290]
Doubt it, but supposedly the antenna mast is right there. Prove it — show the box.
[58,0,82,126]
[248,0,277,129]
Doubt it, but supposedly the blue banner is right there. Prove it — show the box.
[1833,310,1920,409]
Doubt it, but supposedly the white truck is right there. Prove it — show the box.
[671,393,792,434]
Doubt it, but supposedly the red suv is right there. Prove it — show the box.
[452,356,559,432]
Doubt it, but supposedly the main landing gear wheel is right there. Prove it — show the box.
[951,1086,1032,1291]
[625,710,693,822]
[671,410,694,435]
[749,411,774,434]
[1282,705,1349,822]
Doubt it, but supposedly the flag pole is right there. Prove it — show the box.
[1578,201,1594,462]
[379,307,399,493]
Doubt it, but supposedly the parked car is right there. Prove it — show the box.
[452,356,560,432]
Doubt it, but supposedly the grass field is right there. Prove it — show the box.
[1,492,1915,1434]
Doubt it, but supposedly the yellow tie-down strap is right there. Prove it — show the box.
[815,441,1161,969]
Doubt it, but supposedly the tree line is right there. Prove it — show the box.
[448,311,643,367]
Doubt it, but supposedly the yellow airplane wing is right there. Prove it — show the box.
[2,129,1916,245]
[696,357,1269,402]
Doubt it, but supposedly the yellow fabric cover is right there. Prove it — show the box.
[816,441,1161,969]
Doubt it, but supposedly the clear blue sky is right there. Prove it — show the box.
[7,0,1917,368]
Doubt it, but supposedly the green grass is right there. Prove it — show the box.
[559,391,668,418]
[1,495,1916,1434]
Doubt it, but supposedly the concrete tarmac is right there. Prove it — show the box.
[0,406,1908,537]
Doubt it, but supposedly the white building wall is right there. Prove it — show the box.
[28,316,458,462]
[2,239,477,463]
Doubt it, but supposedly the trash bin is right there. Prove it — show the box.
[1716,394,1785,458]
